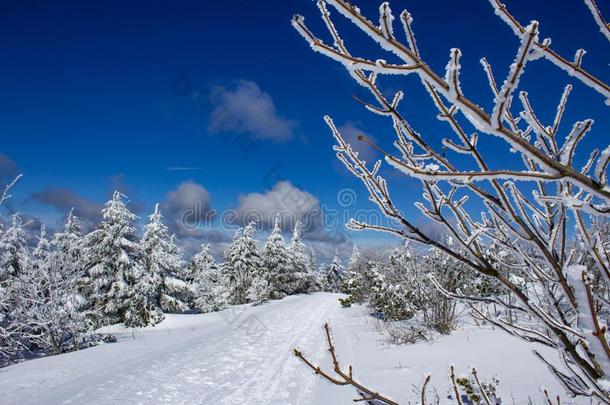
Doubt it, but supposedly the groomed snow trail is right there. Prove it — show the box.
[0,293,354,405]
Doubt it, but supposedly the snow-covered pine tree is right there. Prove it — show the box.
[259,216,292,299]
[190,244,224,313]
[161,235,192,311]
[0,176,31,365]
[0,214,30,292]
[385,242,418,284]
[0,284,24,366]
[222,222,261,305]
[321,252,344,293]
[305,247,319,290]
[346,244,368,275]
[286,221,317,294]
[81,191,162,327]
[288,220,307,273]
[50,208,84,285]
[32,224,50,266]
[141,204,190,313]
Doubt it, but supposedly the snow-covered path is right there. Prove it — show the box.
[0,293,355,405]
[0,292,574,404]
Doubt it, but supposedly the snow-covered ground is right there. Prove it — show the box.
[0,293,578,404]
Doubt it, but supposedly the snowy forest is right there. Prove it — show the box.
[1,0,610,403]
[0,188,326,363]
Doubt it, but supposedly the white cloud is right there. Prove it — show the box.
[209,80,295,142]
[161,180,214,237]
[234,181,319,230]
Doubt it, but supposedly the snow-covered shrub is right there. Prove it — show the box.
[293,0,610,399]
[339,265,384,306]
[340,265,415,321]
[382,322,430,345]
[454,371,501,405]
[370,281,415,321]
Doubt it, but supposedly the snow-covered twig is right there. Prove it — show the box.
[583,0,610,43]
[294,323,400,405]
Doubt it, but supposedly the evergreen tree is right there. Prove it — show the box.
[321,252,344,292]
[0,214,30,290]
[81,191,162,327]
[288,221,307,273]
[286,221,317,294]
[222,222,260,305]
[260,217,292,299]
[0,284,23,366]
[50,209,84,285]
[141,204,190,313]
[347,244,368,274]
[190,244,224,312]
[160,235,192,312]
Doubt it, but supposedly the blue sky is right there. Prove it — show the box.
[0,0,608,257]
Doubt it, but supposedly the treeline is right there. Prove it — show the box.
[0,191,339,366]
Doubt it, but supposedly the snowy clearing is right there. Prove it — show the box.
[0,293,577,404]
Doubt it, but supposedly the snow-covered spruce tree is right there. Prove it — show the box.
[190,244,224,313]
[141,204,191,313]
[81,191,163,327]
[346,244,368,275]
[293,0,610,400]
[260,217,299,300]
[285,222,319,294]
[50,209,84,285]
[321,252,344,293]
[0,284,24,366]
[222,222,261,305]
[0,214,30,293]
[0,176,28,365]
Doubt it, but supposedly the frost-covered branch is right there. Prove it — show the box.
[294,323,400,405]
[0,174,22,207]
[583,0,610,43]
[294,0,610,400]
[490,0,610,102]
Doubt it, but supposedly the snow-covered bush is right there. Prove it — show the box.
[453,370,501,405]
[293,0,610,399]
[26,225,91,353]
[340,264,415,321]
